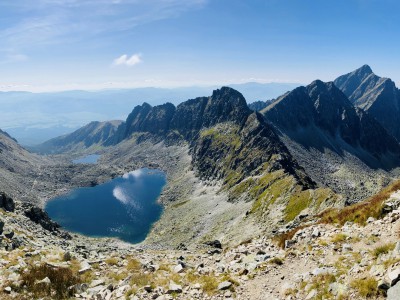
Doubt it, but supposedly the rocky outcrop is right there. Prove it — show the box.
[24,205,60,232]
[34,120,123,154]
[248,100,273,112]
[109,87,314,192]
[334,65,400,141]
[0,192,15,212]
[109,102,176,144]
[263,80,400,167]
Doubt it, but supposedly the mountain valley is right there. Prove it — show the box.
[1,66,400,299]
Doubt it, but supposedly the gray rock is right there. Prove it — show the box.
[37,277,51,285]
[218,281,232,290]
[342,244,352,252]
[144,285,153,292]
[173,264,185,273]
[90,279,105,288]
[378,279,390,291]
[388,267,400,286]
[0,218,4,234]
[3,230,14,239]
[167,282,182,294]
[312,267,334,276]
[0,192,15,212]
[305,289,317,300]
[311,228,320,238]
[284,239,296,249]
[393,241,400,257]
[79,261,92,274]
[388,281,400,300]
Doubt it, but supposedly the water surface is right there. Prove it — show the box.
[72,154,101,164]
[45,168,166,243]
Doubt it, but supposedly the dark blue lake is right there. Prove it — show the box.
[45,168,166,243]
[72,154,101,164]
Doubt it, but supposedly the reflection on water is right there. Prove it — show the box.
[45,168,166,243]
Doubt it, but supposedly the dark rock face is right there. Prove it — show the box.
[110,87,314,189]
[262,80,400,165]
[334,65,400,141]
[205,240,222,249]
[0,192,15,212]
[248,100,274,112]
[24,206,60,232]
[170,87,251,140]
[111,102,176,144]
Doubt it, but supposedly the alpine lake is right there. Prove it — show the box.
[46,167,166,243]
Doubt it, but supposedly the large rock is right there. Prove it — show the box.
[0,192,15,212]
[388,281,400,300]
[0,218,4,234]
[24,206,60,232]
[218,281,232,291]
[205,240,222,249]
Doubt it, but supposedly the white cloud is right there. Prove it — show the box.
[113,54,142,67]
[0,1,208,50]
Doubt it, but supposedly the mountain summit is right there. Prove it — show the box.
[334,65,400,141]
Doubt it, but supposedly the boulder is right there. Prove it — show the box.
[388,267,400,286]
[0,192,15,212]
[167,282,182,294]
[0,218,4,234]
[205,240,222,249]
[218,281,232,290]
[388,281,400,300]
[24,206,60,232]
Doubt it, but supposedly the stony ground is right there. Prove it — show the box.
[1,191,400,299]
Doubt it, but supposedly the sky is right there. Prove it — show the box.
[0,0,399,92]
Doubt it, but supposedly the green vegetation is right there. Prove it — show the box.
[350,277,379,298]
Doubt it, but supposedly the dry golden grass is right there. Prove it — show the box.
[20,264,81,299]
[319,180,400,225]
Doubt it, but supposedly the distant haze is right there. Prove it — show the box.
[1,82,299,146]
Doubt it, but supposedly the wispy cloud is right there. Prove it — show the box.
[0,0,207,50]
[113,54,142,67]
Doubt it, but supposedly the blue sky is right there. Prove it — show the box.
[0,0,399,92]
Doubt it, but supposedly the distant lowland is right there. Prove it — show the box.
[0,82,299,146]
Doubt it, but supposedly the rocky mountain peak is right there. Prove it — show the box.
[334,64,376,98]
[356,64,373,76]
[335,66,400,141]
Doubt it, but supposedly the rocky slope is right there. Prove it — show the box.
[34,120,122,154]
[102,88,342,233]
[1,180,400,300]
[334,65,400,142]
[262,80,400,202]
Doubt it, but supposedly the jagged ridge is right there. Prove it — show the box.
[334,65,400,141]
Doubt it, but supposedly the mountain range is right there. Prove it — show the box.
[0,82,299,146]
[1,64,400,248]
